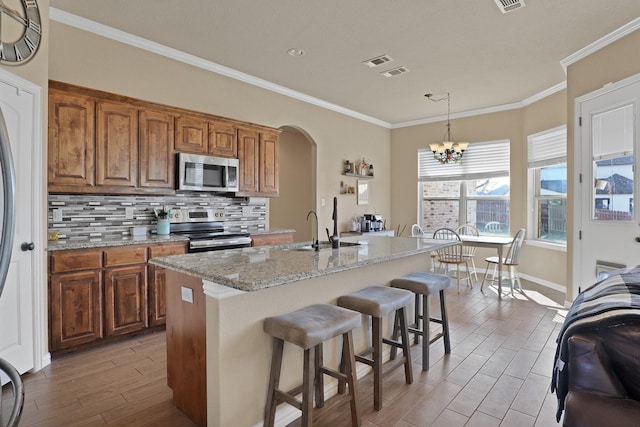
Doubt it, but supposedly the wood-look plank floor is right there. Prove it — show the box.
[17,279,566,427]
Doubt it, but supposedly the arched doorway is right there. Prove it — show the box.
[269,126,316,243]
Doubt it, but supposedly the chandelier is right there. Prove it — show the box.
[425,93,469,164]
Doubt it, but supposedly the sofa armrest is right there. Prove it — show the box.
[564,391,640,427]
[567,333,626,398]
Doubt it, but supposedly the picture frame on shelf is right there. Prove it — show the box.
[357,180,369,205]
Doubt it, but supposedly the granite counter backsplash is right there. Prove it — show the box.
[48,193,267,242]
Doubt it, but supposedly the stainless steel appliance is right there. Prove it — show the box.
[177,153,239,192]
[169,208,252,252]
[362,214,384,232]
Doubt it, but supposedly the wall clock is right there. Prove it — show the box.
[0,0,42,64]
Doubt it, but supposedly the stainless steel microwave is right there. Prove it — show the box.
[177,153,239,192]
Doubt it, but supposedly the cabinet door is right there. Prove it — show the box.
[237,128,259,195]
[48,90,95,188]
[96,101,138,188]
[139,110,175,189]
[208,121,237,158]
[49,270,103,352]
[104,265,148,336]
[148,243,186,326]
[175,116,208,153]
[259,131,279,196]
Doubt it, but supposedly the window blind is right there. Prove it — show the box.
[592,104,634,160]
[527,125,567,168]
[418,140,510,181]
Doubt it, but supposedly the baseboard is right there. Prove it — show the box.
[517,272,566,294]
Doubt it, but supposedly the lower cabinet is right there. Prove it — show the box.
[48,242,186,354]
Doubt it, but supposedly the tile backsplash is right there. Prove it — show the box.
[48,193,266,241]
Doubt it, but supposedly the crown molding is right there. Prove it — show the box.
[561,17,640,72]
[392,81,566,129]
[49,8,391,129]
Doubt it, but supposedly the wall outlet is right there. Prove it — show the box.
[125,207,135,219]
[181,286,194,304]
[53,208,63,222]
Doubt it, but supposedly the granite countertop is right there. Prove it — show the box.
[46,234,189,251]
[149,235,457,292]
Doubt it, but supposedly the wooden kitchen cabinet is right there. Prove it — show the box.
[148,243,187,326]
[104,265,148,336]
[251,231,293,247]
[208,120,237,158]
[96,101,139,188]
[49,270,103,352]
[48,89,96,190]
[49,249,103,352]
[139,109,175,189]
[237,128,279,196]
[259,131,279,196]
[48,242,186,354]
[175,115,208,153]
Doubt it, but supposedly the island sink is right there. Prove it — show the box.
[290,241,361,251]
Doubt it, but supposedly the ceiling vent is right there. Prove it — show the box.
[362,54,393,68]
[493,0,525,13]
[380,66,409,78]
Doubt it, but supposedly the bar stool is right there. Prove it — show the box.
[390,272,451,371]
[263,304,361,427]
[337,286,413,410]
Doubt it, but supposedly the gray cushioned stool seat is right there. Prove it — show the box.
[337,285,413,411]
[264,303,361,349]
[263,303,361,427]
[391,272,452,371]
[337,285,413,318]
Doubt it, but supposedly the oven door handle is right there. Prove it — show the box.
[190,238,252,249]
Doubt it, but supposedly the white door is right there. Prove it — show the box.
[0,77,37,374]
[576,74,640,298]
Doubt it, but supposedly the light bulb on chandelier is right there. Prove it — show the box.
[425,93,469,164]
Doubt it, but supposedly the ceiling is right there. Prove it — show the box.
[49,0,640,126]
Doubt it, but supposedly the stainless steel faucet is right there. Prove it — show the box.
[306,210,319,251]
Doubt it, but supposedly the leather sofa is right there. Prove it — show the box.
[562,324,640,426]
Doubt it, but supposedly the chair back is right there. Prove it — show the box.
[0,357,24,427]
[484,221,504,234]
[455,224,479,257]
[432,228,463,263]
[504,228,526,265]
[411,224,425,237]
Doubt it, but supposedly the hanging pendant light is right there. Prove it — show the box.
[426,93,469,164]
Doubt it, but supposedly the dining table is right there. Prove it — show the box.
[459,234,513,296]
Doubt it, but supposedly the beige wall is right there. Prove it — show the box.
[269,127,314,242]
[390,93,571,289]
[566,28,640,298]
[47,21,391,235]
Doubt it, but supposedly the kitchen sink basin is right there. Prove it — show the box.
[289,241,361,251]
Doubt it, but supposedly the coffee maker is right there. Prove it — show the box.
[361,214,384,232]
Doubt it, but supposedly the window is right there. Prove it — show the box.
[418,140,510,236]
[592,105,634,222]
[527,125,567,244]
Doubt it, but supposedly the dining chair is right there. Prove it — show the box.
[455,224,479,283]
[432,228,471,293]
[481,228,526,295]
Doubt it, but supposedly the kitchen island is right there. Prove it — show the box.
[150,235,456,427]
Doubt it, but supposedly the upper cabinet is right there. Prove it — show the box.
[96,101,138,188]
[47,81,279,196]
[237,128,279,197]
[175,115,208,154]
[208,120,237,158]
[139,109,175,189]
[48,89,96,188]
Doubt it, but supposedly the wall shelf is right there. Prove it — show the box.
[343,173,374,179]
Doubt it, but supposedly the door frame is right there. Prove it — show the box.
[0,68,47,371]
[573,72,640,301]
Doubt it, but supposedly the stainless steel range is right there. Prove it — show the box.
[168,209,252,253]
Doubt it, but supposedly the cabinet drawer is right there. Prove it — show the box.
[149,243,186,258]
[104,246,147,267]
[50,249,102,273]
